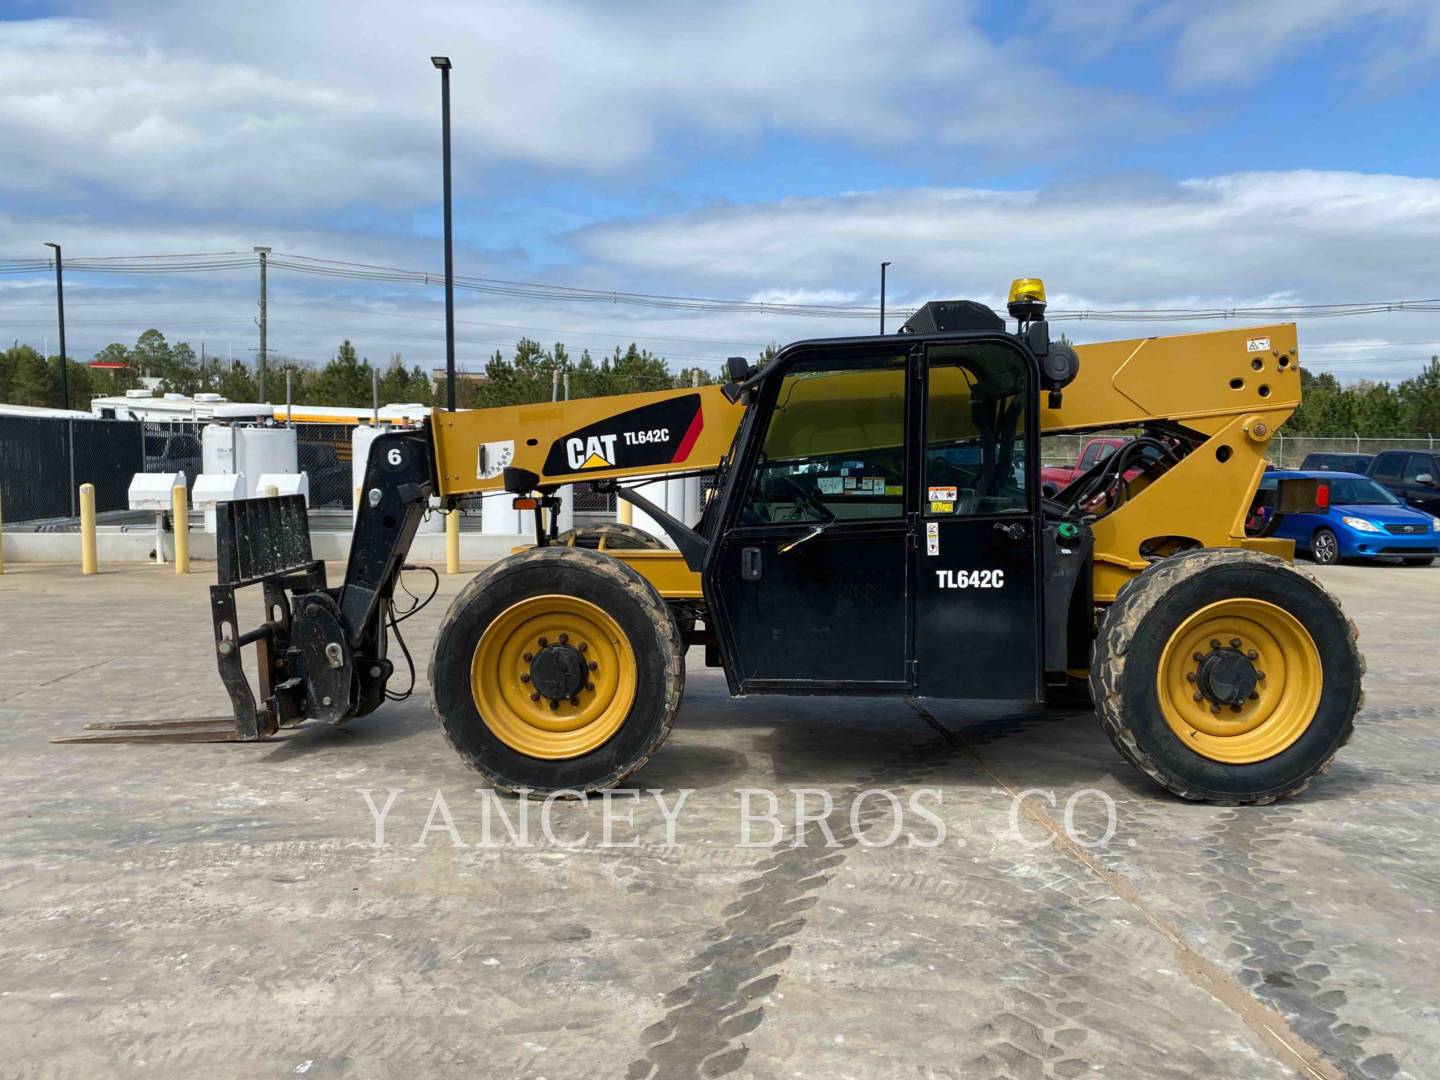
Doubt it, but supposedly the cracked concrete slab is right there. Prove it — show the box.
[0,560,1436,1078]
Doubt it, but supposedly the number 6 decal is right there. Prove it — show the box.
[387,447,403,467]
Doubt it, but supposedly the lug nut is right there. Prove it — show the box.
[585,682,594,692]
[520,673,530,683]
[578,642,588,653]
[1230,704,1242,713]
[558,633,568,644]
[549,700,559,711]
[1193,652,1204,662]
[1210,639,1221,650]
[1210,704,1220,714]
[1186,672,1197,683]
[523,652,533,662]
[1229,637,1242,648]
[588,660,598,671]
[1193,692,1204,702]
[531,692,540,702]
[1256,671,1266,681]
[1246,650,1258,660]
[570,696,580,706]
[1249,691,1259,700]
[538,637,548,647]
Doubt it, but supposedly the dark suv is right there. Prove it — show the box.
[1299,452,1373,473]
[1368,450,1440,515]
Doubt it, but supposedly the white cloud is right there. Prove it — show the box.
[1033,0,1440,93]
[5,170,1440,385]
[0,2,1172,214]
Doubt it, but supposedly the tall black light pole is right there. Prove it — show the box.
[432,55,457,411]
[43,242,70,410]
[879,261,891,335]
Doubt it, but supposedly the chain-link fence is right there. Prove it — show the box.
[292,422,355,509]
[0,415,144,523]
[138,420,357,510]
[1268,434,1439,470]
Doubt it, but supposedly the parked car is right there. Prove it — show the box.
[143,430,203,488]
[1041,436,1130,496]
[1366,449,1440,516]
[1299,451,1373,473]
[1252,470,1440,566]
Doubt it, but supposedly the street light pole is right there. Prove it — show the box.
[880,261,891,335]
[43,242,70,410]
[432,55,457,411]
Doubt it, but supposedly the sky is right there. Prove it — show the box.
[2,0,1440,385]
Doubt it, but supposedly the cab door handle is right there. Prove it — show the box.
[741,547,762,580]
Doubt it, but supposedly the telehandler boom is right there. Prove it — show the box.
[135,280,1367,803]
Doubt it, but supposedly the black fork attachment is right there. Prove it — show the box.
[210,430,436,739]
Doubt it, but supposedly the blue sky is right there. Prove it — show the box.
[2,0,1440,381]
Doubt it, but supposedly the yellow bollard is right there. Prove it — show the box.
[79,483,98,575]
[446,508,460,575]
[172,484,190,575]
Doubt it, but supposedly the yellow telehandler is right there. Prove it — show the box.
[84,279,1365,804]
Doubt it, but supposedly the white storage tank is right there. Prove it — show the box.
[201,422,298,499]
[624,474,701,545]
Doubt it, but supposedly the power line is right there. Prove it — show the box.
[6,249,1440,323]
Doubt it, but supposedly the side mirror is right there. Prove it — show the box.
[1418,473,1435,486]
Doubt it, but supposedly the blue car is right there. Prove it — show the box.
[1254,471,1440,566]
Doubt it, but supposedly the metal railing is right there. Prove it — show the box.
[1267,433,1438,469]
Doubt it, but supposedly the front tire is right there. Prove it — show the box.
[1311,527,1341,565]
[1091,548,1362,804]
[1403,556,1435,567]
[429,546,684,793]
[554,522,667,551]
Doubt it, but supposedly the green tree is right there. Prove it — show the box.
[306,340,374,407]
[1,345,59,407]
[132,329,171,379]
[1398,357,1440,436]
[218,361,258,403]
[377,353,435,406]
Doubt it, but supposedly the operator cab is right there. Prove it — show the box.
[702,279,1089,702]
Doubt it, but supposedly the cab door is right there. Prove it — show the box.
[911,340,1042,700]
[705,347,911,692]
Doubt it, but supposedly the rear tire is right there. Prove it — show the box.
[1091,548,1362,804]
[1311,527,1340,565]
[429,546,684,794]
[554,522,666,551]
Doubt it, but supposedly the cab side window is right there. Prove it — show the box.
[1402,454,1435,483]
[925,343,1029,516]
[742,354,906,524]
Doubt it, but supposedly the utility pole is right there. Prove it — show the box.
[879,261,891,335]
[43,243,70,410]
[254,246,271,401]
[431,56,457,411]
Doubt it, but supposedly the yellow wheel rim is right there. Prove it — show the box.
[471,594,636,760]
[1156,598,1322,765]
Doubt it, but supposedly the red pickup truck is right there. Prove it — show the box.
[1041,436,1130,496]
